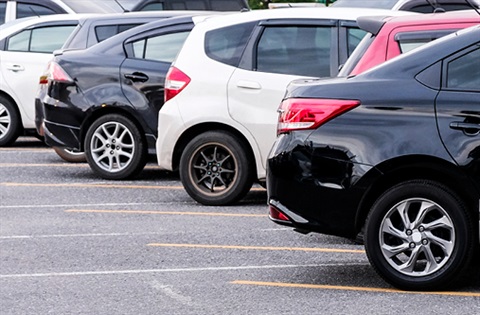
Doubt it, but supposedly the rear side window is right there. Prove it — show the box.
[205,22,256,67]
[447,47,480,91]
[256,26,332,77]
[7,25,76,53]
[132,31,190,62]
[95,24,141,42]
[139,3,164,10]
[409,4,474,13]
[16,3,58,19]
[347,28,367,56]
[396,30,458,54]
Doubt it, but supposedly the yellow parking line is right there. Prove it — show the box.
[146,243,365,254]
[0,182,184,189]
[231,280,480,297]
[66,209,266,217]
[0,163,87,167]
[0,182,265,191]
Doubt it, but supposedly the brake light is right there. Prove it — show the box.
[164,66,190,102]
[277,98,360,135]
[269,205,290,222]
[40,62,74,84]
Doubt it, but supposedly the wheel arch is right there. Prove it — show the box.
[172,122,257,177]
[355,154,480,234]
[79,106,147,151]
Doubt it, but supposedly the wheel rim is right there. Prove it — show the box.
[188,142,238,196]
[0,103,12,140]
[379,198,455,277]
[89,121,135,173]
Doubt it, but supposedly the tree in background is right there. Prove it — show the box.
[248,0,336,10]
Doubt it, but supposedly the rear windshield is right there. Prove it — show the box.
[338,33,375,77]
[331,0,398,9]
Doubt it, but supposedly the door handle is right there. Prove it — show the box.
[449,121,480,134]
[6,64,25,72]
[236,80,261,90]
[124,72,149,83]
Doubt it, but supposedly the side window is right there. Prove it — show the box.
[446,48,480,91]
[132,31,190,63]
[347,28,366,56]
[256,26,332,77]
[7,26,76,53]
[95,24,140,42]
[0,2,6,24]
[396,30,458,54]
[205,22,256,67]
[16,3,57,19]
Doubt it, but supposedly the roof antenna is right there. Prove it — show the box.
[114,0,129,12]
[464,0,480,15]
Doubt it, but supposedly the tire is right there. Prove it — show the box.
[179,131,254,206]
[364,180,476,291]
[0,95,22,146]
[53,146,86,163]
[84,114,147,180]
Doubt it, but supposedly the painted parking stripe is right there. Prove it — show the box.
[0,263,366,279]
[0,182,265,191]
[0,163,163,170]
[66,209,266,217]
[146,243,365,254]
[231,280,480,297]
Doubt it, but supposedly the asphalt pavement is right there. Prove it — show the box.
[1,137,479,315]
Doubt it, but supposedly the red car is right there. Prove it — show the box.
[339,10,480,77]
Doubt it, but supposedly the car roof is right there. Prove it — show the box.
[0,13,98,37]
[75,10,217,24]
[193,7,415,30]
[358,10,480,35]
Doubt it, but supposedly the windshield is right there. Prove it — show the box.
[60,0,142,13]
[331,0,398,9]
[338,33,375,77]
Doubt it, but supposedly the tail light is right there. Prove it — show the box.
[269,205,290,222]
[277,98,360,135]
[164,66,190,102]
[39,62,74,85]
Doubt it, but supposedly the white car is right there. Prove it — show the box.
[0,14,97,146]
[156,7,412,206]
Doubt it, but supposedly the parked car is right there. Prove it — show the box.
[0,0,133,24]
[155,7,413,206]
[331,0,480,12]
[34,11,209,162]
[0,14,95,146]
[40,15,207,179]
[339,10,480,77]
[267,25,480,290]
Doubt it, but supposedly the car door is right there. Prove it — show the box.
[0,22,76,127]
[435,45,480,183]
[120,23,192,134]
[227,19,358,171]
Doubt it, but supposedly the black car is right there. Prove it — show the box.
[35,11,207,163]
[267,25,480,290]
[41,15,202,179]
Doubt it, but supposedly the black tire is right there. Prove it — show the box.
[53,146,86,163]
[179,131,254,206]
[364,180,476,290]
[84,114,147,180]
[0,95,22,146]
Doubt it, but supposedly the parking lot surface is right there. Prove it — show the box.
[1,137,479,314]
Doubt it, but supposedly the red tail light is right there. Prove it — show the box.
[277,98,360,135]
[39,62,74,85]
[269,205,290,222]
[164,66,190,102]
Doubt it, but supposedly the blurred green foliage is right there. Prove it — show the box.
[248,0,336,10]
